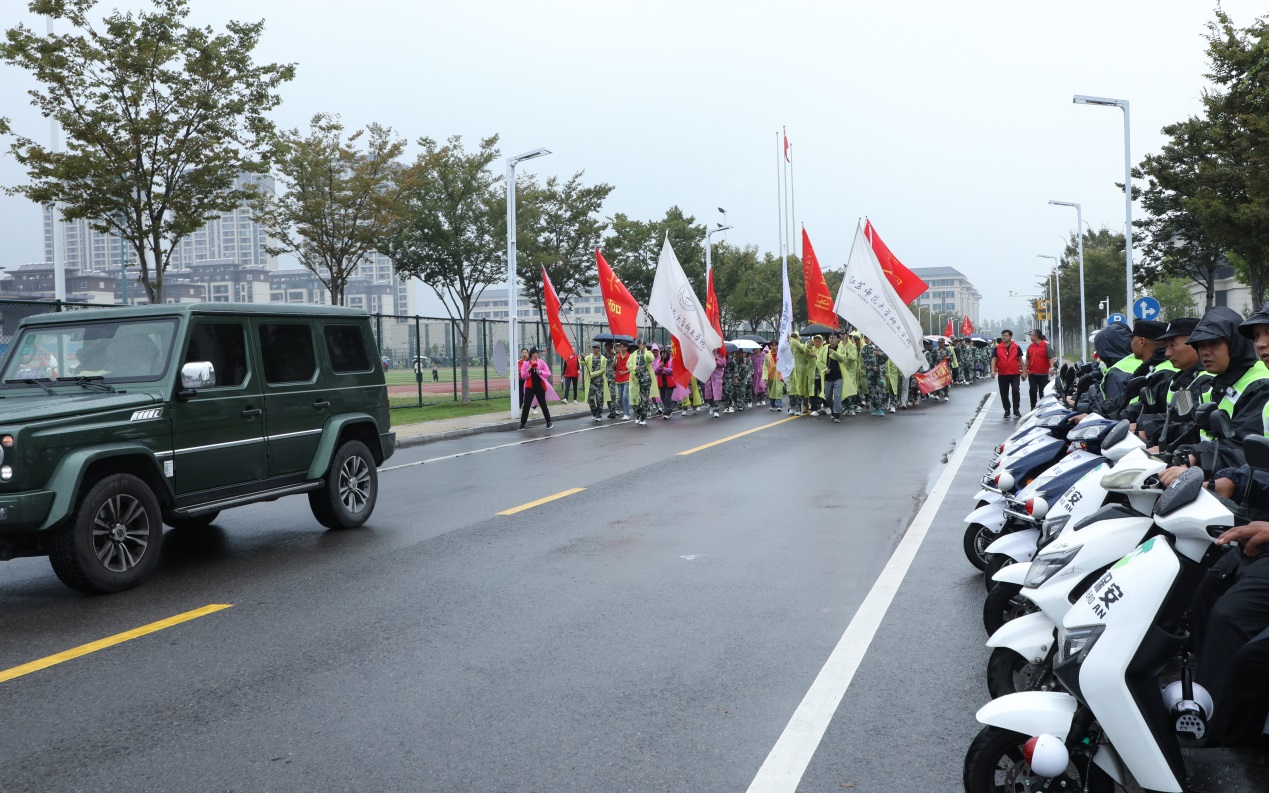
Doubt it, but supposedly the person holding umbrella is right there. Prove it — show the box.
[518,348,554,430]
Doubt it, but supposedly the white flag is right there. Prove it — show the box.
[649,236,723,382]
[835,222,926,376]
[776,255,794,378]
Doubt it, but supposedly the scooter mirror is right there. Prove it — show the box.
[1195,401,1217,430]
[1245,436,1269,471]
[1124,375,1148,395]
[1209,409,1235,441]
[1103,419,1131,449]
[1173,390,1195,418]
[1142,385,1156,407]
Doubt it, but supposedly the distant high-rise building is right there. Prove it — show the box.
[909,266,982,326]
[43,172,278,274]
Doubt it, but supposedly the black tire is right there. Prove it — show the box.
[963,725,1113,793]
[964,522,997,571]
[164,511,220,531]
[983,582,1038,636]
[983,553,1012,592]
[309,440,377,530]
[986,646,1056,699]
[47,473,163,594]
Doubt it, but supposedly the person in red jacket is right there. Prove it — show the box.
[653,345,676,419]
[561,351,580,403]
[991,329,1023,419]
[1025,329,1052,411]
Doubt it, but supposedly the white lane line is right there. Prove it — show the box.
[378,420,623,471]
[745,398,992,793]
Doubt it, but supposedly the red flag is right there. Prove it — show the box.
[801,228,838,328]
[670,336,694,388]
[705,269,725,351]
[596,249,638,337]
[960,315,974,337]
[865,220,927,305]
[945,316,955,338]
[542,266,576,361]
[783,129,791,163]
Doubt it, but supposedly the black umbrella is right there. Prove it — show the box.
[800,323,837,337]
[592,332,636,345]
[723,341,739,353]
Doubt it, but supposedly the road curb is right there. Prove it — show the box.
[394,407,593,449]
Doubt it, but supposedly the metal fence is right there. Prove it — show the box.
[369,314,677,409]
[0,300,699,410]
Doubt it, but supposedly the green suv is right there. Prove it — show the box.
[0,303,395,593]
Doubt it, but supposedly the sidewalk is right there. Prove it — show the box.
[392,400,595,449]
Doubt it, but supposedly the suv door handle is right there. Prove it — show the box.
[313,400,330,410]
[241,407,262,417]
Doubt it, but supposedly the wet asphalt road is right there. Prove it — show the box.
[0,382,1012,792]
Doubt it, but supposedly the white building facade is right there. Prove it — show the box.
[909,266,982,326]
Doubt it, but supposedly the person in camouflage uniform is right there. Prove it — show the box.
[583,343,609,421]
[742,352,755,408]
[603,341,617,418]
[632,343,653,425]
[934,338,953,401]
[865,338,891,415]
[859,338,878,415]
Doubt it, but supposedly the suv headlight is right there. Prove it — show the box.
[1058,624,1106,663]
[1024,546,1081,588]
[1100,467,1147,490]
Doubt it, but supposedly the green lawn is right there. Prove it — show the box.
[390,398,515,425]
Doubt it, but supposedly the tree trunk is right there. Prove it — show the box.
[458,315,471,402]
[1205,265,1216,310]
[1251,257,1268,310]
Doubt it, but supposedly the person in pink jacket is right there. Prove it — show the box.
[701,349,726,418]
[518,348,556,430]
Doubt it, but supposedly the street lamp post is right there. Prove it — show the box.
[1049,200,1087,362]
[1074,94,1133,316]
[704,223,735,275]
[1099,298,1110,322]
[1037,254,1062,361]
[506,147,551,419]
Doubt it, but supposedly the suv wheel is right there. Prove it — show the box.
[48,473,163,594]
[164,511,221,531]
[309,440,377,530]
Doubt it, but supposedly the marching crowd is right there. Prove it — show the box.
[516,332,998,429]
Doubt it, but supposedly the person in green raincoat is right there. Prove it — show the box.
[629,339,655,425]
[823,331,854,421]
[845,331,866,414]
[763,345,785,410]
[884,358,903,414]
[807,335,828,415]
[581,342,610,422]
[788,331,813,415]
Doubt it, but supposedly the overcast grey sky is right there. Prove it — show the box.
[1,0,1262,319]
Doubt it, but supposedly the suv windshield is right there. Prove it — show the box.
[2,318,179,385]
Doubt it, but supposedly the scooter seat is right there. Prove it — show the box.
[1180,746,1269,792]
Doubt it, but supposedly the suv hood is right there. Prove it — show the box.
[0,390,159,424]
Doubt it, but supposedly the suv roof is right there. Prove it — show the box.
[21,302,369,326]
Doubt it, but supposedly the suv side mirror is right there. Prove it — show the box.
[181,361,216,390]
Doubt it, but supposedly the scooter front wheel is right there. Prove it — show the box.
[963,725,1113,793]
[986,647,1054,699]
[982,553,1011,592]
[982,582,1038,636]
[963,522,998,571]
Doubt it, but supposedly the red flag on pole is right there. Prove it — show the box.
[596,249,638,337]
[801,228,838,328]
[705,269,725,351]
[670,336,694,389]
[542,266,576,361]
[945,316,955,338]
[783,128,791,163]
[865,220,928,305]
[960,315,974,337]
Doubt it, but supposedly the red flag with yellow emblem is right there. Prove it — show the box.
[705,269,725,350]
[801,228,838,328]
[596,249,638,337]
[865,220,927,305]
[541,266,575,361]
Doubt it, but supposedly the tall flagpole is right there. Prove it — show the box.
[775,131,785,261]
[783,128,792,260]
[788,140,797,258]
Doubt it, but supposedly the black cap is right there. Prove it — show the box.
[1157,317,1199,341]
[1239,303,1269,339]
[528,347,540,355]
[1131,320,1167,340]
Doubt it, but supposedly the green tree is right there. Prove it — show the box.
[1148,277,1199,321]
[514,171,614,328]
[0,0,294,303]
[1048,227,1130,337]
[1134,117,1230,310]
[254,114,411,306]
[602,207,707,307]
[380,135,502,402]
[1185,10,1269,306]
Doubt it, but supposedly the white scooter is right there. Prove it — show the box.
[965,417,1268,793]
